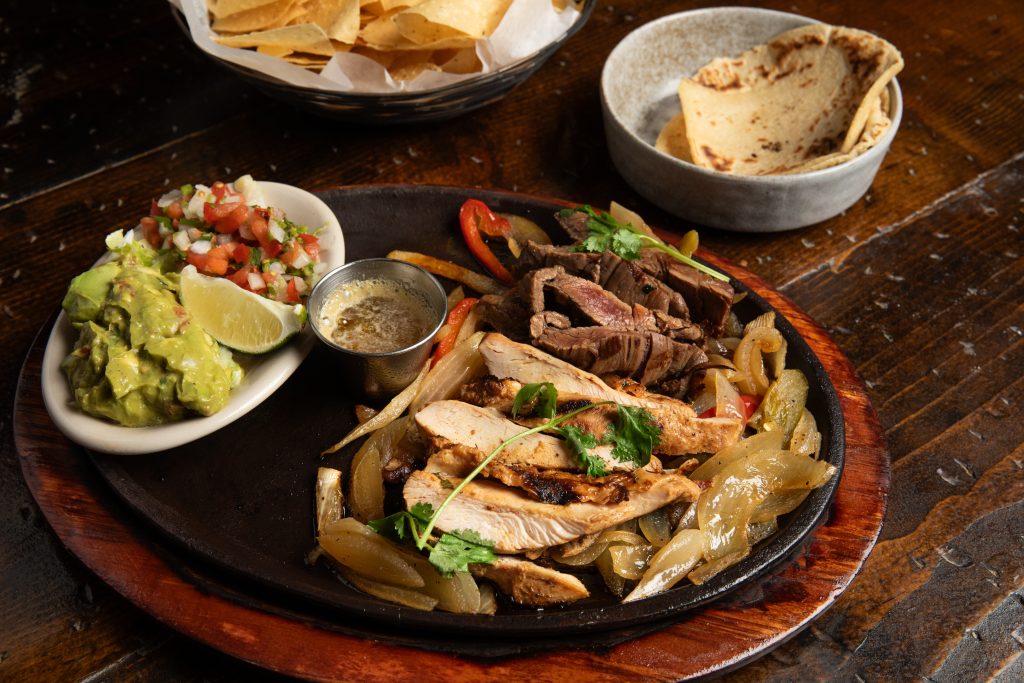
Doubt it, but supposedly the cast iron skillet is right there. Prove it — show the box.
[87,185,844,639]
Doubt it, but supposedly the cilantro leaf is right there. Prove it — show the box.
[367,503,434,541]
[611,229,643,260]
[429,529,496,575]
[554,424,607,477]
[563,204,730,282]
[604,405,661,467]
[512,382,558,419]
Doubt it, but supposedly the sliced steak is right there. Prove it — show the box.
[516,242,694,325]
[471,556,589,607]
[554,209,592,242]
[636,250,734,337]
[531,323,708,388]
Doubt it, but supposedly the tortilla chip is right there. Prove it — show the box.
[213,23,336,56]
[211,0,296,33]
[297,0,361,43]
[211,0,282,19]
[394,0,512,44]
[677,24,903,175]
[655,112,693,163]
[360,10,474,51]
[435,46,482,74]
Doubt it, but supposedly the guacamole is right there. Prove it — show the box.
[61,257,243,426]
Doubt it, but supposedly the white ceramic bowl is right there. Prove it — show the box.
[41,181,345,455]
[601,7,902,232]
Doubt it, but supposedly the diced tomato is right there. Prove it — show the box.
[263,241,282,258]
[211,181,228,200]
[232,242,252,264]
[227,265,254,289]
[150,199,160,216]
[286,278,300,304]
[203,201,248,234]
[187,245,230,276]
[297,233,320,261]
[280,243,308,267]
[140,216,162,248]
[165,201,183,220]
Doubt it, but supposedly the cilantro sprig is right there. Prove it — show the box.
[368,383,662,575]
[561,205,730,282]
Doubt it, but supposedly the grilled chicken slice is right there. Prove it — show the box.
[469,335,744,454]
[403,461,700,553]
[471,556,589,607]
[414,400,638,473]
[428,448,635,505]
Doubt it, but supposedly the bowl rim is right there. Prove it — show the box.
[173,0,596,100]
[600,6,903,182]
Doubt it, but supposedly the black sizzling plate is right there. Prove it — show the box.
[88,185,844,640]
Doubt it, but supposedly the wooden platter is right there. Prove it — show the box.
[14,186,888,681]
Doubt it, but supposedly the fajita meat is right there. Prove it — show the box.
[404,459,700,553]
[477,334,744,454]
[470,556,589,607]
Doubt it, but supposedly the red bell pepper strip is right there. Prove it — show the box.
[698,394,761,422]
[459,199,514,285]
[431,297,479,367]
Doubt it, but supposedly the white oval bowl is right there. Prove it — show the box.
[601,7,902,232]
[41,181,345,455]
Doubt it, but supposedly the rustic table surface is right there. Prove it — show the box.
[3,1,1022,681]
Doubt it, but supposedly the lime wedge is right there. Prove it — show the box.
[179,265,306,354]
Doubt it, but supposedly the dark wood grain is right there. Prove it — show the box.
[14,250,887,682]
[2,0,1023,680]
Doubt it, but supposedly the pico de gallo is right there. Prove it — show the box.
[138,175,324,304]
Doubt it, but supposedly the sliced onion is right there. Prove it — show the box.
[404,551,482,614]
[689,430,785,482]
[609,201,661,242]
[638,508,673,548]
[790,408,821,458]
[552,540,610,566]
[734,327,785,396]
[497,213,552,257]
[750,369,810,446]
[610,543,654,580]
[477,583,497,615]
[347,428,386,523]
[318,518,424,588]
[746,517,779,545]
[687,547,750,585]
[596,547,627,597]
[698,450,835,559]
[409,331,485,415]
[315,467,344,534]
[751,490,811,523]
[713,369,745,421]
[623,529,704,602]
[322,360,430,454]
[339,568,438,611]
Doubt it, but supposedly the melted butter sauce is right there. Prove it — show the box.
[317,277,435,353]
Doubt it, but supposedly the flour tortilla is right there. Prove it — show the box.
[677,24,903,175]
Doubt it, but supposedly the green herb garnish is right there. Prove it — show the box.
[561,205,729,282]
[367,385,661,575]
[511,381,557,419]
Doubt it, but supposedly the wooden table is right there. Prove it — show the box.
[3,1,1022,680]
